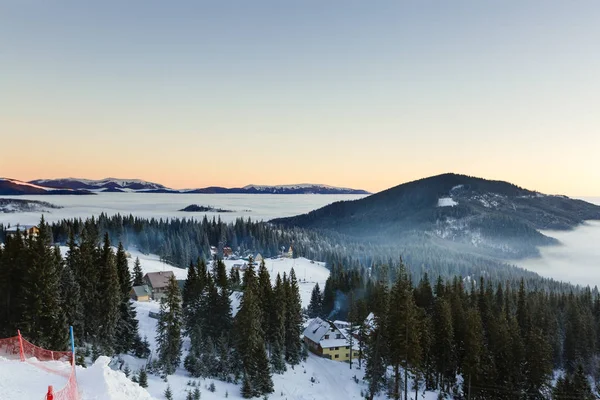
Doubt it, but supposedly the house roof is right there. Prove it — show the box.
[131,285,151,297]
[6,225,37,233]
[303,317,350,349]
[144,271,175,289]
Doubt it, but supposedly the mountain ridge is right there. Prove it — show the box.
[25,178,370,195]
[271,173,600,260]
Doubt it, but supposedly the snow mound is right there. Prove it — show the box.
[0,357,69,400]
[437,197,458,207]
[77,356,156,400]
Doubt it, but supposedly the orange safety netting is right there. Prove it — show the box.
[0,332,80,400]
[0,335,22,359]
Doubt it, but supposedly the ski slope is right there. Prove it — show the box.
[0,356,154,400]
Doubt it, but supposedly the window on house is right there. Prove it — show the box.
[324,335,329,339]
[334,354,339,359]
[336,334,342,339]
[346,353,349,357]
[345,346,349,349]
[335,347,339,350]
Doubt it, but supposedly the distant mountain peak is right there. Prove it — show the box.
[271,173,600,260]
[20,177,369,195]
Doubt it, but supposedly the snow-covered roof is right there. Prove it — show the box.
[333,320,350,328]
[303,318,350,349]
[5,225,37,233]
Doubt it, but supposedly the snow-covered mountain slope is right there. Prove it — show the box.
[0,178,93,195]
[30,178,167,192]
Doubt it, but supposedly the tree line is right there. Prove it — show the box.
[308,261,600,399]
[2,213,567,289]
[0,217,147,357]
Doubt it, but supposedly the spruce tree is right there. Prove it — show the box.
[61,233,83,340]
[22,217,66,349]
[364,288,389,400]
[138,368,148,388]
[156,276,183,375]
[96,233,121,353]
[164,385,173,400]
[133,257,144,286]
[234,262,273,397]
[270,273,287,374]
[115,242,139,353]
[462,308,483,399]
[284,268,303,365]
[257,260,273,346]
[386,267,422,400]
[307,283,323,318]
[432,297,455,394]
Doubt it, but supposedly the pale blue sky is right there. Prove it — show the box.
[1,1,599,194]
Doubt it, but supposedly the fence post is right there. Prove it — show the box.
[46,385,54,400]
[69,326,76,368]
[17,330,24,362]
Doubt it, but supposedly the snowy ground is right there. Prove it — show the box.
[0,357,70,400]
[0,356,152,400]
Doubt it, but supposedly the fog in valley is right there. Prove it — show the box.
[517,197,600,288]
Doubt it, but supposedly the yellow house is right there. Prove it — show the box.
[303,318,359,362]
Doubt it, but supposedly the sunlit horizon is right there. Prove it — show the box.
[2,2,599,196]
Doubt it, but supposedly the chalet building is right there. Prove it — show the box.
[130,285,152,302]
[143,271,175,300]
[223,247,233,257]
[5,225,40,238]
[303,317,359,362]
[254,253,263,263]
[232,263,248,272]
[287,246,293,258]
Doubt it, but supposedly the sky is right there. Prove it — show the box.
[1,1,599,194]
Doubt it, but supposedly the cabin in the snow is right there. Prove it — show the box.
[5,225,39,238]
[130,285,152,302]
[223,247,233,257]
[303,317,359,362]
[143,271,175,300]
[232,263,248,272]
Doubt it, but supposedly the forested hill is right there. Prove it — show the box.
[271,173,600,259]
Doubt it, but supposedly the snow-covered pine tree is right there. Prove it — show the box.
[156,276,183,375]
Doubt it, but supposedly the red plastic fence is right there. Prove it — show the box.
[0,332,80,400]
